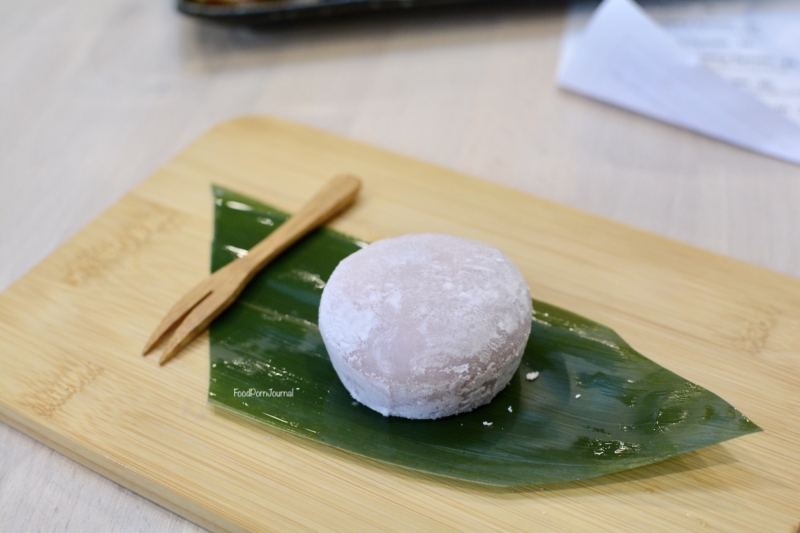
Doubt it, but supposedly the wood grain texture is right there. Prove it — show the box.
[1,116,799,532]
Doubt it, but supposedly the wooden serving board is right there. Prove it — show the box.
[1,116,798,532]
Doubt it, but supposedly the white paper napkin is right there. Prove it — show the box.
[558,0,800,165]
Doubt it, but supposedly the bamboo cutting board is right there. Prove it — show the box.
[1,116,798,533]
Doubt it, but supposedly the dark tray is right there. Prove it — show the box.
[177,0,548,25]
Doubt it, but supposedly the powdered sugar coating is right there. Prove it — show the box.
[318,233,532,420]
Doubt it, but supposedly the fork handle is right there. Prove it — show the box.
[234,174,361,283]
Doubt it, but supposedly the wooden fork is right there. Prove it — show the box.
[143,174,362,365]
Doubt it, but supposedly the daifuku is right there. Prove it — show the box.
[318,233,532,419]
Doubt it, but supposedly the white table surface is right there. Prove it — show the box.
[1,0,798,531]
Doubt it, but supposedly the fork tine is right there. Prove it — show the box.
[158,289,231,365]
[142,280,213,355]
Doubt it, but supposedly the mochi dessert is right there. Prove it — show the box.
[318,233,532,420]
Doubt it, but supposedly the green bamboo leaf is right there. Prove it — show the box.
[208,186,760,486]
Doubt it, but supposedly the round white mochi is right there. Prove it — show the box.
[318,233,532,420]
